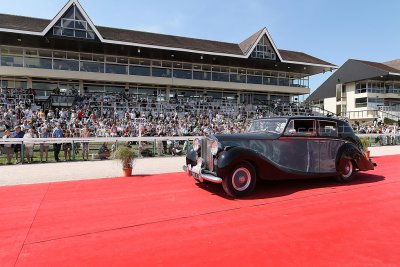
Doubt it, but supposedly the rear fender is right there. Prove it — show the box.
[336,143,374,171]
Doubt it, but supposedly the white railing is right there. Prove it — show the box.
[1,134,399,146]
[0,136,203,164]
[0,136,202,145]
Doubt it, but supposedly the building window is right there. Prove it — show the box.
[53,5,96,40]
[229,68,246,83]
[173,62,192,79]
[0,45,311,91]
[367,97,384,108]
[211,66,229,82]
[355,97,367,108]
[251,36,276,60]
[0,47,23,67]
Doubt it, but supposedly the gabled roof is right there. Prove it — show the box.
[308,59,400,102]
[355,59,400,74]
[42,0,103,40]
[382,59,400,72]
[238,27,283,61]
[239,28,264,55]
[0,0,336,68]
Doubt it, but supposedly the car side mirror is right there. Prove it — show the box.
[288,129,296,135]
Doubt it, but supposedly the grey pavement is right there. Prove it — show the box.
[0,156,185,186]
[368,145,400,156]
[0,146,399,187]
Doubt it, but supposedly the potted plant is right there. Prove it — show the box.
[114,146,135,176]
[360,138,371,158]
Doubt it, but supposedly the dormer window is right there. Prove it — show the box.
[251,36,276,60]
[52,4,95,39]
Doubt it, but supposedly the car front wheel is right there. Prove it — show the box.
[336,158,355,182]
[222,162,256,198]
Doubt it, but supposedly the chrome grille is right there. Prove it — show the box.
[208,150,214,171]
[201,138,214,171]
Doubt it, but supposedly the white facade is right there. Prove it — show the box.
[337,80,400,120]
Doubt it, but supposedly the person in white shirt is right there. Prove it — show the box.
[2,129,13,164]
[23,128,35,163]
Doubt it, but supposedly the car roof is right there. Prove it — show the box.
[254,116,346,123]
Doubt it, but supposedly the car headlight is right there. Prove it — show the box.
[210,140,221,156]
[193,138,200,152]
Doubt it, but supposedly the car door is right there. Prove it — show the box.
[317,120,344,173]
[273,118,319,173]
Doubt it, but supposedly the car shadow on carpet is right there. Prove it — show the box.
[195,173,385,200]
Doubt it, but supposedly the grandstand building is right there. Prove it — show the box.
[0,0,335,113]
[308,59,400,120]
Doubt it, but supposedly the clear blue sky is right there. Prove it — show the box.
[1,0,399,92]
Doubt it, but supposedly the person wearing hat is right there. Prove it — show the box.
[12,125,24,164]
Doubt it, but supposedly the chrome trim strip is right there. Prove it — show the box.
[183,164,223,184]
[201,173,223,183]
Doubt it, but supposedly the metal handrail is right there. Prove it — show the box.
[2,134,399,146]
[0,136,203,145]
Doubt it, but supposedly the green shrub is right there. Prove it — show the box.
[114,146,135,168]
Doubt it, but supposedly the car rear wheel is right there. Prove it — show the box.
[336,158,355,182]
[222,162,256,198]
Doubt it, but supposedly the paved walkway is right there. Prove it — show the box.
[369,145,400,156]
[0,145,399,187]
[0,157,184,186]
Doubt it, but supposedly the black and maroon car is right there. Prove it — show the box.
[184,116,376,198]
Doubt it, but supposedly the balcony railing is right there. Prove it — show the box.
[0,46,310,89]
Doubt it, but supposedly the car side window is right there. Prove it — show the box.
[318,120,338,137]
[284,119,316,136]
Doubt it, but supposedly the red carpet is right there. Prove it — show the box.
[1,155,400,266]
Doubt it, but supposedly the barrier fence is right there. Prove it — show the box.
[0,134,399,165]
[0,136,201,165]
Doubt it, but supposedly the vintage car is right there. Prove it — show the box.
[184,116,376,198]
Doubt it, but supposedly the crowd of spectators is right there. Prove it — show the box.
[1,87,400,164]
[351,118,400,145]
[0,87,261,164]
[1,93,256,139]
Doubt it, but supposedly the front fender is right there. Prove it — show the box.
[216,146,283,179]
[185,149,198,166]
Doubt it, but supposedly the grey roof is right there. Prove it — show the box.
[0,13,335,66]
[0,13,48,32]
[308,59,400,102]
[238,28,264,55]
[279,49,333,65]
[382,59,400,72]
[97,26,244,55]
[356,60,400,73]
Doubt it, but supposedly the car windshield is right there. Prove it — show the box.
[248,118,288,134]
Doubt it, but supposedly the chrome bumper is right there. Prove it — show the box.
[183,164,222,184]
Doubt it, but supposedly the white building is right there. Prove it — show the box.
[308,59,400,121]
[0,0,335,113]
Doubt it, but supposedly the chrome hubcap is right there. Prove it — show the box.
[232,168,251,191]
[341,161,353,178]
